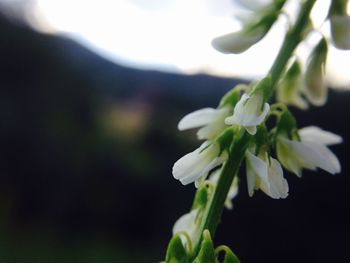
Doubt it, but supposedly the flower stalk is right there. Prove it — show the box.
[189,1,318,257]
[166,0,342,261]
[268,0,316,96]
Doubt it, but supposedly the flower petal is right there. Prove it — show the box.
[299,126,343,145]
[245,126,257,135]
[173,209,199,247]
[265,158,288,199]
[288,139,340,175]
[225,176,239,210]
[180,155,227,186]
[299,141,341,174]
[277,138,303,177]
[330,15,350,50]
[172,142,210,180]
[244,102,270,127]
[226,93,270,128]
[233,94,253,124]
[173,209,198,235]
[246,150,268,196]
[178,108,217,131]
[212,28,265,54]
[196,107,231,140]
[173,142,227,186]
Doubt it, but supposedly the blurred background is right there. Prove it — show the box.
[0,1,350,262]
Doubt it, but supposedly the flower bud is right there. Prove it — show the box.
[303,37,328,106]
[330,15,350,50]
[328,0,350,50]
[277,60,308,109]
[212,1,285,54]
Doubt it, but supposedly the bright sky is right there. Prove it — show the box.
[20,0,350,88]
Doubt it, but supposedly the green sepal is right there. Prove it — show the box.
[307,37,328,67]
[165,234,191,263]
[216,128,234,155]
[192,182,213,210]
[276,60,308,110]
[251,75,272,102]
[304,37,328,104]
[215,245,241,263]
[193,230,216,263]
[222,251,240,263]
[275,109,298,140]
[253,125,270,154]
[244,0,286,38]
[219,85,247,108]
[278,60,302,97]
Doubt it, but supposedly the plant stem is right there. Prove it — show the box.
[268,0,317,96]
[190,130,251,259]
[189,0,317,258]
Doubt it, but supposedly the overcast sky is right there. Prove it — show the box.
[1,0,350,88]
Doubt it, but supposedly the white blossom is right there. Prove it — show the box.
[172,208,199,248]
[303,38,328,106]
[246,150,288,199]
[172,142,227,187]
[330,15,350,50]
[277,61,308,110]
[212,27,266,54]
[225,93,270,135]
[277,126,342,177]
[178,107,231,140]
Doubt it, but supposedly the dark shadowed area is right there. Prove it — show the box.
[0,12,350,263]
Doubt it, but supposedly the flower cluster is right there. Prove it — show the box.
[172,77,342,201]
[171,80,342,259]
[167,1,345,261]
[212,0,350,109]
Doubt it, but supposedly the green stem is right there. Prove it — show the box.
[189,0,317,258]
[268,0,317,96]
[191,130,251,258]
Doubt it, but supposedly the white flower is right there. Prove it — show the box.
[212,27,266,54]
[245,150,289,199]
[178,107,231,140]
[303,38,328,106]
[212,0,282,54]
[172,142,227,187]
[209,170,239,210]
[277,61,308,110]
[225,93,270,135]
[172,208,199,248]
[277,126,342,177]
[330,15,350,50]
